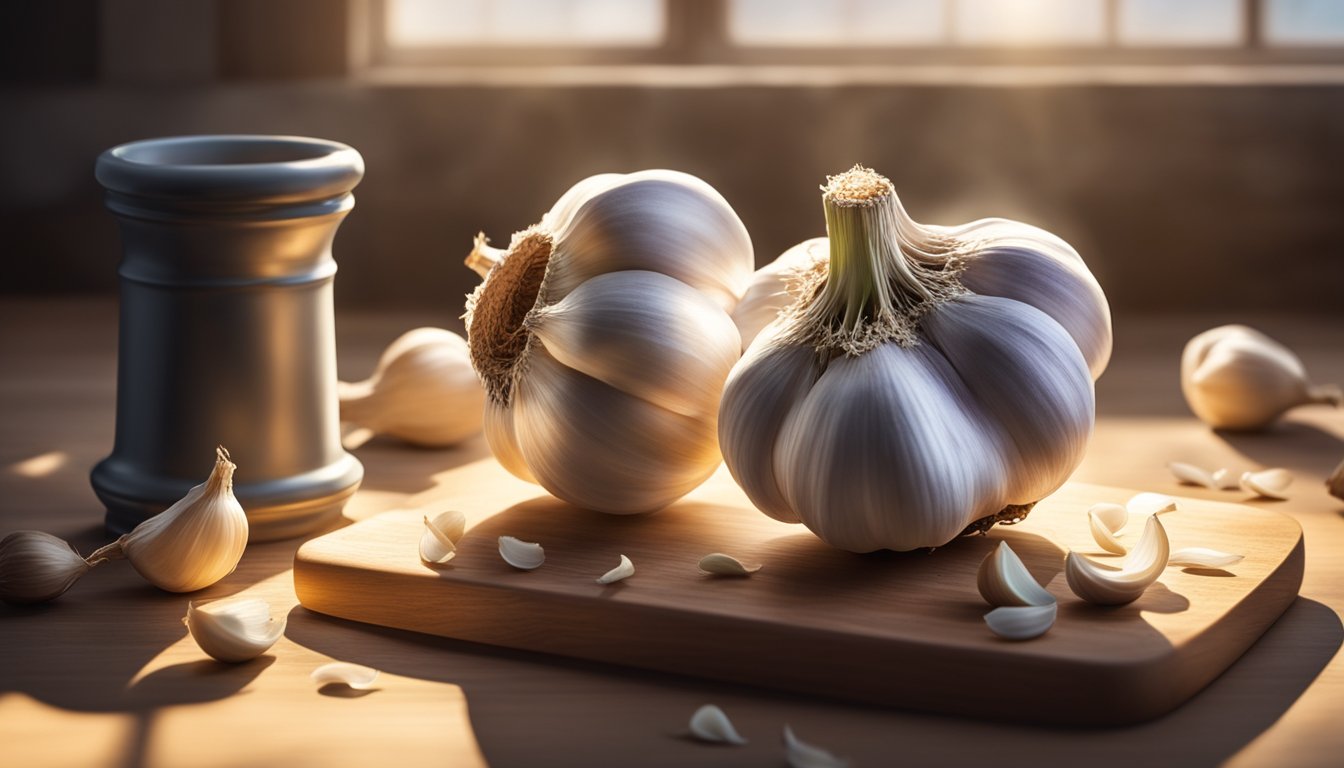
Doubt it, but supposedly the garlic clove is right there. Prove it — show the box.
[0,530,94,605]
[1066,515,1171,605]
[783,725,849,768]
[184,597,285,663]
[1212,467,1242,490]
[688,704,747,745]
[419,510,466,565]
[1169,547,1244,569]
[1127,492,1176,517]
[1087,503,1129,555]
[596,554,634,585]
[698,553,762,576]
[984,603,1057,641]
[1241,468,1293,500]
[731,237,828,351]
[976,541,1055,607]
[498,536,545,570]
[311,662,380,690]
[1168,462,1216,489]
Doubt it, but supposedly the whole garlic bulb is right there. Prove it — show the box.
[1181,325,1340,431]
[339,327,485,447]
[0,531,95,605]
[464,170,753,514]
[719,165,1111,552]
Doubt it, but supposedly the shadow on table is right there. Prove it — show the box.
[1216,420,1343,478]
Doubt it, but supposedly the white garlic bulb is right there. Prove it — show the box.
[92,447,249,593]
[464,170,753,514]
[1181,325,1340,431]
[339,327,485,447]
[184,597,286,663]
[719,166,1111,552]
[0,531,95,605]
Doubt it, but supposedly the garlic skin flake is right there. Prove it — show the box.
[311,662,380,690]
[1181,324,1340,431]
[596,554,634,585]
[0,531,96,605]
[498,536,544,570]
[1241,468,1293,500]
[338,327,485,448]
[698,553,762,576]
[1169,548,1244,569]
[184,598,285,663]
[1169,462,1217,489]
[976,541,1054,607]
[1066,515,1171,606]
[1087,502,1129,555]
[783,725,849,768]
[420,510,467,565]
[688,704,747,746]
[984,603,1057,641]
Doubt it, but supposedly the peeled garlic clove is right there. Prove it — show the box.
[1169,547,1244,569]
[338,328,485,448]
[498,536,544,570]
[976,541,1054,607]
[184,598,285,663]
[688,704,747,745]
[1241,468,1293,500]
[1087,503,1129,555]
[698,552,762,576]
[596,554,634,585]
[311,662,380,690]
[1212,468,1242,490]
[1066,515,1171,606]
[783,725,848,768]
[0,531,94,605]
[984,603,1057,641]
[419,510,466,565]
[1168,462,1216,489]
[1127,492,1176,517]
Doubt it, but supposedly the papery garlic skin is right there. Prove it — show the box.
[1181,325,1341,431]
[0,531,94,605]
[184,598,285,663]
[732,238,827,351]
[719,166,1109,552]
[465,171,753,514]
[339,328,485,447]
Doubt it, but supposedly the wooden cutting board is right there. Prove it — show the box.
[294,464,1302,726]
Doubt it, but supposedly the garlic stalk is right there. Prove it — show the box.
[464,170,753,514]
[1066,515,1170,606]
[338,327,485,448]
[1181,325,1340,431]
[0,531,100,605]
[89,447,248,593]
[688,704,747,745]
[718,165,1109,552]
[184,598,285,663]
[976,541,1054,607]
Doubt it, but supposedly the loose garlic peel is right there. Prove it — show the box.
[498,536,544,570]
[698,553,762,576]
[783,725,849,768]
[1241,468,1293,500]
[311,662,379,690]
[338,328,485,448]
[1067,515,1170,606]
[688,704,747,746]
[976,541,1054,607]
[0,530,96,605]
[184,598,285,663]
[596,554,634,585]
[1181,324,1341,431]
[718,165,1111,553]
[464,170,753,514]
[420,510,466,565]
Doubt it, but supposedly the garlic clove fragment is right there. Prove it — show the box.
[596,554,634,585]
[338,327,485,448]
[1241,468,1293,500]
[1169,548,1244,569]
[698,553,762,576]
[976,541,1055,607]
[498,536,544,570]
[688,704,747,745]
[1087,503,1129,555]
[1212,468,1242,490]
[0,531,95,605]
[984,603,1057,641]
[1066,515,1171,605]
[783,725,849,768]
[311,662,380,690]
[420,510,467,565]
[1169,462,1217,489]
[184,597,285,663]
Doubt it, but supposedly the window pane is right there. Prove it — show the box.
[1118,0,1242,46]
[955,0,1105,45]
[1265,0,1344,45]
[385,0,665,47]
[730,0,946,46]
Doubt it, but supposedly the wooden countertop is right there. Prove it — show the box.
[2,298,1341,768]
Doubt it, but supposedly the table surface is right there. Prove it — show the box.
[1,298,1341,768]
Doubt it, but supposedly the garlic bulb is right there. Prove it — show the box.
[464,170,753,513]
[91,447,248,593]
[1181,325,1340,431]
[184,598,285,663]
[0,531,96,605]
[719,166,1110,552]
[339,328,484,447]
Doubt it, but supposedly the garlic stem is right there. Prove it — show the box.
[466,231,508,278]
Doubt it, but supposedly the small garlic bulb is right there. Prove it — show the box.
[0,531,95,605]
[92,447,249,593]
[339,327,485,447]
[1181,325,1340,431]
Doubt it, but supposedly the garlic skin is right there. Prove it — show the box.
[0,531,95,605]
[92,447,248,593]
[338,328,484,448]
[731,237,827,351]
[465,171,753,514]
[184,598,285,663]
[1181,325,1341,431]
[719,166,1109,552]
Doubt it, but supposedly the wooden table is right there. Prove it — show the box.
[2,298,1341,768]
